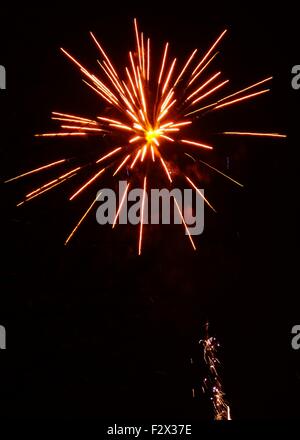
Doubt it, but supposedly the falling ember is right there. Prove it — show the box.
[4,19,286,253]
[200,322,232,421]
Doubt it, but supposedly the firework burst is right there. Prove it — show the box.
[5,19,286,254]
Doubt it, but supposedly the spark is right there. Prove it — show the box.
[160,157,172,183]
[160,134,175,142]
[191,29,227,77]
[4,159,66,183]
[173,198,196,251]
[65,198,98,245]
[134,18,142,72]
[35,132,87,137]
[112,183,130,228]
[223,131,287,138]
[158,43,169,84]
[214,88,270,110]
[162,58,177,95]
[26,167,81,198]
[190,79,229,105]
[174,49,197,87]
[147,38,150,82]
[181,139,213,150]
[52,117,97,125]
[52,112,95,122]
[216,76,273,104]
[188,52,219,87]
[160,90,174,113]
[97,116,124,124]
[141,33,145,78]
[129,136,142,143]
[83,80,117,106]
[198,159,244,187]
[69,168,105,200]
[171,121,192,128]
[184,153,196,162]
[141,144,148,162]
[17,173,76,206]
[186,71,221,101]
[130,149,141,169]
[185,176,217,212]
[151,145,155,161]
[129,51,139,90]
[90,32,118,78]
[113,155,130,176]
[186,77,272,116]
[96,147,122,163]
[60,125,104,132]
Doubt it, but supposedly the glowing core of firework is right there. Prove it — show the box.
[146,129,161,143]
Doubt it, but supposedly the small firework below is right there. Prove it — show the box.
[200,322,231,420]
[4,19,286,254]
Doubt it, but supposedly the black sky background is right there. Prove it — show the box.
[0,1,298,421]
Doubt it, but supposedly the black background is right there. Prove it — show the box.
[0,1,298,422]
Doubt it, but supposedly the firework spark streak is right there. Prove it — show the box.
[4,19,286,253]
[200,323,231,420]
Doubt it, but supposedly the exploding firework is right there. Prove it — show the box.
[200,322,231,420]
[5,19,286,254]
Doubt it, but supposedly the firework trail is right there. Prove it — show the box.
[4,19,286,253]
[200,322,231,420]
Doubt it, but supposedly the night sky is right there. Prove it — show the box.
[0,1,298,423]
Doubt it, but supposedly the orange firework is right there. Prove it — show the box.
[5,19,287,254]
